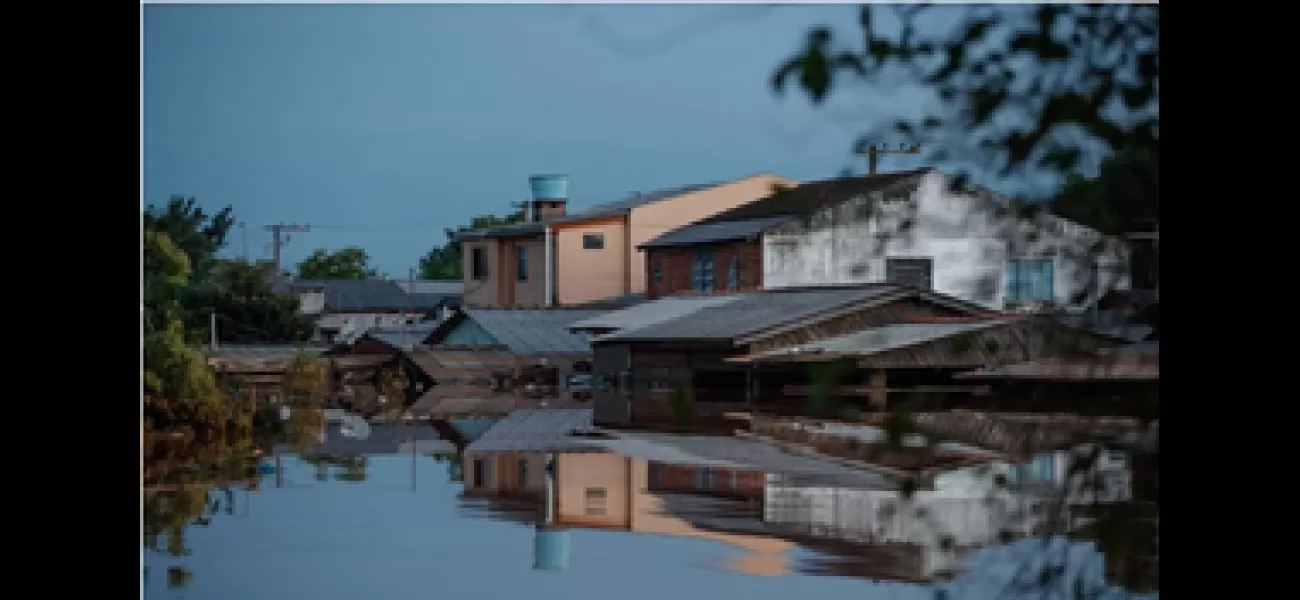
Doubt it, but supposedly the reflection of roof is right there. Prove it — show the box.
[956,355,1159,381]
[455,309,604,354]
[276,424,455,456]
[639,216,794,249]
[465,409,597,453]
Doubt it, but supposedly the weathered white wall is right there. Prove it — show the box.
[762,171,1129,311]
[297,291,326,315]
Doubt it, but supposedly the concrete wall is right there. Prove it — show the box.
[628,174,794,295]
[555,219,629,306]
[762,171,1129,311]
[555,453,632,528]
[461,237,547,308]
[645,241,763,300]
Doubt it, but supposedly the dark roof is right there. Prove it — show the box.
[636,169,932,249]
[458,181,727,241]
[396,280,463,295]
[638,216,794,250]
[593,283,988,345]
[570,292,647,310]
[274,279,452,312]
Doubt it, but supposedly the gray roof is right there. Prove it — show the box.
[205,344,333,357]
[747,319,1016,360]
[638,216,794,249]
[569,295,738,332]
[462,309,605,354]
[278,423,456,456]
[276,279,449,312]
[571,292,647,311]
[593,284,908,344]
[360,322,443,348]
[465,409,597,453]
[396,280,463,295]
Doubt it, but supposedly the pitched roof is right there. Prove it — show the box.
[568,295,738,333]
[739,319,1018,362]
[464,409,597,453]
[457,180,734,241]
[444,309,605,354]
[635,169,932,250]
[638,216,794,250]
[358,322,443,349]
[276,279,448,312]
[396,280,463,295]
[591,284,950,344]
[570,292,648,311]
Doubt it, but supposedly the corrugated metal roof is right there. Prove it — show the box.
[638,216,794,249]
[594,285,904,343]
[274,279,452,312]
[465,409,597,453]
[570,295,738,332]
[465,309,604,354]
[748,319,1016,360]
[361,322,442,348]
[396,280,463,295]
[692,169,931,225]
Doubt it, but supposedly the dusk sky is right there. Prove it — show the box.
[144,3,954,276]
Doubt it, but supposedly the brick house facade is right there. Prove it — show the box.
[645,241,763,300]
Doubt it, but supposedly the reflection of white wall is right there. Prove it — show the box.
[764,465,1047,576]
[937,537,1124,600]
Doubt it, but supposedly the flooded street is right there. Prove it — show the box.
[143,431,1151,600]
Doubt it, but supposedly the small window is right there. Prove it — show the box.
[584,487,607,516]
[885,257,933,290]
[651,259,662,284]
[1006,258,1054,303]
[518,458,529,488]
[374,315,382,326]
[516,247,528,282]
[691,249,715,292]
[726,255,739,291]
[470,247,488,280]
[582,234,605,250]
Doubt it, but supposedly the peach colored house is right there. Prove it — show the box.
[457,173,794,308]
[462,451,792,576]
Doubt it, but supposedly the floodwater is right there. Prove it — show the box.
[143,443,1155,600]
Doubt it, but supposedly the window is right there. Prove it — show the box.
[470,247,488,280]
[886,257,933,290]
[651,259,662,284]
[726,255,739,291]
[1006,258,1055,303]
[473,459,491,487]
[374,315,382,325]
[518,458,529,488]
[585,487,607,515]
[582,234,605,250]
[691,249,715,292]
[516,247,528,282]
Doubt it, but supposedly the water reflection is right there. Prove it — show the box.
[144,423,1154,599]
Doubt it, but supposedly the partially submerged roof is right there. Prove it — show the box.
[438,309,606,354]
[638,216,794,250]
[735,319,1017,363]
[464,409,598,453]
[591,283,986,345]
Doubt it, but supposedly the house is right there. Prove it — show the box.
[274,278,458,343]
[569,283,998,426]
[205,344,391,411]
[457,173,794,308]
[638,168,1129,312]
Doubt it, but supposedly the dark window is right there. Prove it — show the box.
[1129,239,1158,290]
[691,249,715,292]
[582,234,604,250]
[885,257,933,290]
[518,458,529,488]
[473,459,490,487]
[516,246,528,282]
[726,255,739,291]
[651,259,662,284]
[471,247,488,280]
[1006,258,1054,303]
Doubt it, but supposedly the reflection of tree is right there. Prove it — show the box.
[301,453,370,483]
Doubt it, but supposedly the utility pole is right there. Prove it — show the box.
[264,223,310,277]
[854,143,922,175]
[239,222,249,261]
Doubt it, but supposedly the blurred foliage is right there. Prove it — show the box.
[297,246,378,280]
[418,212,524,279]
[773,4,1158,188]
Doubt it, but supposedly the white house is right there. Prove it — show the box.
[760,169,1129,312]
[272,278,459,344]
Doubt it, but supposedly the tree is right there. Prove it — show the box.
[297,247,376,280]
[418,213,523,280]
[203,260,313,343]
[143,196,234,283]
[1050,147,1158,236]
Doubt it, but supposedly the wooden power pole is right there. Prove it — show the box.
[264,223,310,277]
[855,143,922,175]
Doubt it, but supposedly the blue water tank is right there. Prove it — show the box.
[533,526,571,571]
[530,175,569,201]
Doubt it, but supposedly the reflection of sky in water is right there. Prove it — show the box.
[143,455,1154,600]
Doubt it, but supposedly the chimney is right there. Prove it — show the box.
[528,175,569,221]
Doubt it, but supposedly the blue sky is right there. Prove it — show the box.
[144,3,949,276]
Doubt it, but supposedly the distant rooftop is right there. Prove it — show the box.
[437,309,607,354]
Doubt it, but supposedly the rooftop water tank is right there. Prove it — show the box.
[533,525,571,571]
[530,175,569,201]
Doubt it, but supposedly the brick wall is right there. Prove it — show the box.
[645,241,763,300]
